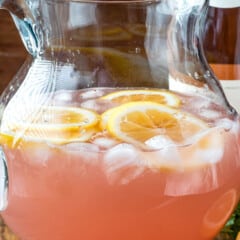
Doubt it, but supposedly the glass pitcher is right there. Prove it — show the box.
[0,0,239,239]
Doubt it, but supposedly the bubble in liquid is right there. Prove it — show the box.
[103,143,145,185]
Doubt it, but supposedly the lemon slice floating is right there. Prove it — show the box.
[126,24,146,37]
[1,106,100,145]
[104,101,208,148]
[73,26,132,41]
[101,89,181,107]
[202,189,237,239]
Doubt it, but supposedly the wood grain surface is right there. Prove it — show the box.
[0,9,27,93]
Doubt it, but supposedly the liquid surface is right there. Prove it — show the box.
[0,88,240,240]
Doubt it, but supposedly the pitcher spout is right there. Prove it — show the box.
[1,0,39,56]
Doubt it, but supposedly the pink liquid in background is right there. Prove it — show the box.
[1,88,240,240]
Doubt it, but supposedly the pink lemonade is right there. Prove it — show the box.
[0,87,240,240]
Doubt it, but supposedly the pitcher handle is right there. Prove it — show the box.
[166,0,234,113]
[0,0,26,211]
[0,146,8,211]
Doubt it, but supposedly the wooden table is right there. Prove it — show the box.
[0,10,27,93]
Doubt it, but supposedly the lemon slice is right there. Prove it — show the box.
[104,101,207,148]
[101,89,181,107]
[77,48,157,87]
[201,189,237,238]
[1,106,100,145]
[126,24,146,36]
[72,26,132,41]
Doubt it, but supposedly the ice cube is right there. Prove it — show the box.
[151,146,181,170]
[81,99,112,113]
[145,135,177,150]
[79,89,104,100]
[216,118,234,131]
[54,91,73,102]
[183,96,221,120]
[194,146,223,165]
[144,136,182,170]
[191,128,224,165]
[81,99,99,111]
[92,137,120,150]
[65,142,99,152]
[64,142,100,165]
[199,109,221,120]
[182,96,210,113]
[23,145,52,166]
[103,144,145,185]
[164,166,219,196]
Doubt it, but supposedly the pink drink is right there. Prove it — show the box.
[1,88,240,240]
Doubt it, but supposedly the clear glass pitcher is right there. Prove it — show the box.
[202,0,240,113]
[0,0,239,239]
